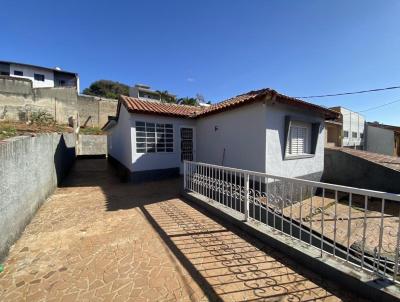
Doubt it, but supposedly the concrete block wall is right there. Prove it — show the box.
[77,95,118,128]
[78,135,107,156]
[322,148,400,194]
[0,76,32,94]
[0,133,76,260]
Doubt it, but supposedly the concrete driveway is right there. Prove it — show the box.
[0,159,367,301]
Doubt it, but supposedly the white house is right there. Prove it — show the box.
[103,89,339,182]
[0,60,79,91]
[128,83,175,102]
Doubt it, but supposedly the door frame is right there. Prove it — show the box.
[179,125,196,173]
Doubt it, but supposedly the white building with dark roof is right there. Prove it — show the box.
[0,60,79,91]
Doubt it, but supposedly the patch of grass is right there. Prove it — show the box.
[0,123,17,140]
[79,127,104,135]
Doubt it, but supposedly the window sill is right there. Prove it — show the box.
[284,154,315,160]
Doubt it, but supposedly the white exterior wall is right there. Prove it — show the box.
[130,113,196,172]
[366,125,395,156]
[10,64,54,88]
[265,104,325,180]
[196,102,266,172]
[109,101,326,181]
[107,106,134,169]
[340,107,365,147]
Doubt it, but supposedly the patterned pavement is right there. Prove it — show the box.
[0,159,367,301]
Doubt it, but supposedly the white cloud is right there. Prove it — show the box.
[186,77,195,83]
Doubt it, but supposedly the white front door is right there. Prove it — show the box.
[180,127,195,173]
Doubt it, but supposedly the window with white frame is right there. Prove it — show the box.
[135,121,173,153]
[286,123,310,156]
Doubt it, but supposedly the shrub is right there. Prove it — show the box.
[30,110,55,125]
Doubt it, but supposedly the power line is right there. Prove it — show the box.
[338,98,400,116]
[358,98,400,113]
[295,85,400,99]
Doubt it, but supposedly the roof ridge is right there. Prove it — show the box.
[119,88,339,120]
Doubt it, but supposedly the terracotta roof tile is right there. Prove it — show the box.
[118,88,339,120]
[120,95,201,117]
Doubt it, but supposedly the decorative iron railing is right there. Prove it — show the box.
[183,160,400,283]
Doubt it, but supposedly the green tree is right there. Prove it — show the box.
[83,80,129,99]
[156,90,176,103]
[177,97,198,106]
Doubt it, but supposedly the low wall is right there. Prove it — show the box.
[0,133,76,260]
[78,135,107,156]
[0,76,32,94]
[322,148,400,194]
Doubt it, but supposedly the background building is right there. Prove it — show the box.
[0,60,79,91]
[329,106,365,149]
[129,84,176,102]
[366,122,400,157]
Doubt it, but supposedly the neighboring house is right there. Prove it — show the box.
[129,84,176,102]
[365,122,400,157]
[0,60,79,91]
[327,107,365,149]
[103,88,338,182]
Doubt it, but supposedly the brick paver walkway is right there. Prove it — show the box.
[0,159,367,301]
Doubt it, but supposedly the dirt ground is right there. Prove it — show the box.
[0,121,103,141]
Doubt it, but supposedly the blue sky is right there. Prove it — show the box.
[1,0,399,124]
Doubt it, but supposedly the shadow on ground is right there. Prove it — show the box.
[65,158,366,301]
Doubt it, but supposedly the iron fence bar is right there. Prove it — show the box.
[299,186,303,241]
[393,211,400,281]
[259,175,262,223]
[239,172,242,214]
[245,173,250,221]
[281,181,284,233]
[377,198,386,274]
[310,186,314,245]
[290,182,294,238]
[252,174,255,220]
[321,188,325,257]
[230,170,233,209]
[222,168,225,207]
[333,190,338,257]
[266,177,269,226]
[206,165,208,199]
[346,193,353,262]
[361,196,368,269]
